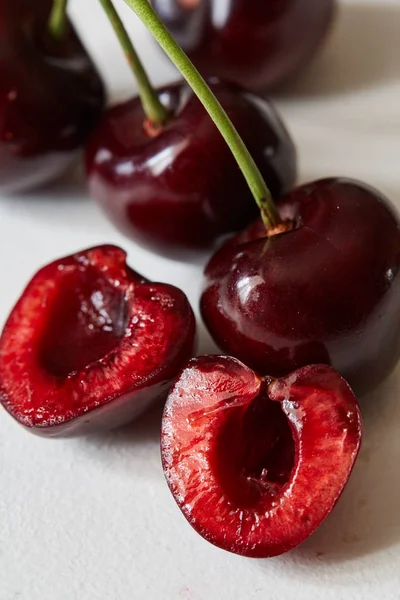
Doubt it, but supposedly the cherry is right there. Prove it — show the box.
[201,178,400,396]
[85,79,297,257]
[0,0,104,194]
[152,0,336,92]
[162,356,362,557]
[0,245,196,436]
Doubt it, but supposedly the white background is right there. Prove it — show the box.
[1,0,400,598]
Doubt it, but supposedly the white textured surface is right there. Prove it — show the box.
[1,0,400,598]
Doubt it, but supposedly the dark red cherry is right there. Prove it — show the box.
[85,79,297,258]
[162,356,362,557]
[201,178,400,396]
[0,0,105,193]
[152,0,336,92]
[0,245,196,436]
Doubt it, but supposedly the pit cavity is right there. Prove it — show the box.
[39,267,129,378]
[212,386,295,509]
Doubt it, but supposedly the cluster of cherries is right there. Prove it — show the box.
[1,0,399,559]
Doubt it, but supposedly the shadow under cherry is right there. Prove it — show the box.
[9,160,88,203]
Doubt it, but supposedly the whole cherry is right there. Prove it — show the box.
[201,178,400,396]
[0,245,196,436]
[152,0,336,92]
[85,78,297,257]
[162,356,362,557]
[0,0,105,193]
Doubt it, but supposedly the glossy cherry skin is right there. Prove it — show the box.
[85,79,297,258]
[0,245,196,436]
[152,0,336,92]
[0,0,105,194]
[162,356,362,557]
[201,178,400,396]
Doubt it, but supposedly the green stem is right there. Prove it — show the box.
[48,0,68,41]
[98,0,169,126]
[121,0,281,229]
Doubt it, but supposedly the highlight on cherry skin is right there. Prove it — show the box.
[85,78,297,258]
[0,245,196,436]
[161,356,362,558]
[0,0,105,194]
[201,177,400,397]
[152,0,336,92]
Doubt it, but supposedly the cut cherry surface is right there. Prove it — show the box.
[0,245,196,436]
[85,79,297,257]
[162,356,362,558]
[152,0,336,92]
[38,265,130,378]
[201,178,400,396]
[0,0,105,193]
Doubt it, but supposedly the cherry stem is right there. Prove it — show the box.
[98,0,169,126]
[121,0,281,229]
[48,0,68,41]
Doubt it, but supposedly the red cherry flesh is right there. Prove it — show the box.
[85,79,297,258]
[201,178,400,396]
[0,245,196,436]
[152,0,336,92]
[161,356,362,557]
[0,0,105,193]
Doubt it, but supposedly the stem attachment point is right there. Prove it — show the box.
[98,0,169,127]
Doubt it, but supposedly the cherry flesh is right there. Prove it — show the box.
[0,0,105,194]
[0,245,196,436]
[152,0,336,92]
[162,356,362,557]
[201,178,400,396]
[85,79,297,258]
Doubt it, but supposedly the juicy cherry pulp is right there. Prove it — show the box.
[85,79,297,257]
[0,246,196,435]
[0,0,104,193]
[39,266,129,378]
[201,178,400,396]
[213,382,295,509]
[162,356,362,558]
[152,0,336,92]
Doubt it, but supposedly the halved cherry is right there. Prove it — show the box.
[162,356,362,558]
[0,245,196,436]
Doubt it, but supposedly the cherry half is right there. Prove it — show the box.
[162,356,362,557]
[85,79,297,257]
[0,0,105,193]
[152,0,336,92]
[201,178,400,396]
[0,245,196,436]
